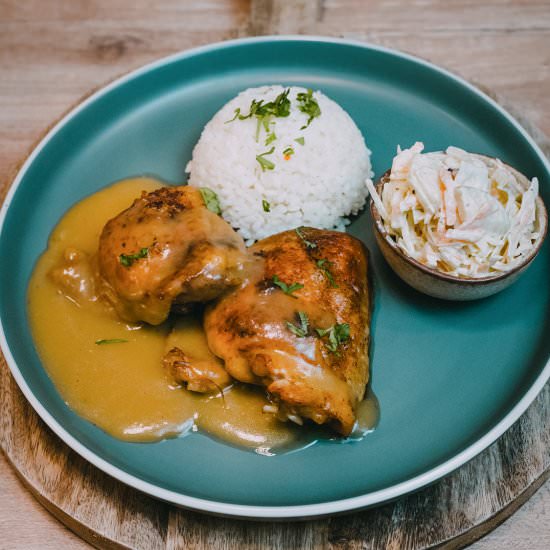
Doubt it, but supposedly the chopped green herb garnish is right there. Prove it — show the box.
[315,323,350,353]
[225,108,241,123]
[265,132,277,146]
[316,259,339,288]
[296,89,321,129]
[262,199,271,212]
[282,146,294,159]
[226,89,291,141]
[272,274,303,296]
[294,137,305,146]
[237,89,291,120]
[95,338,129,345]
[199,187,221,215]
[119,247,149,267]
[256,146,275,172]
[286,311,309,338]
[295,227,317,249]
[262,117,271,133]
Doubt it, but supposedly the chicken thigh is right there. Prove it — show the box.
[204,227,371,435]
[98,186,247,325]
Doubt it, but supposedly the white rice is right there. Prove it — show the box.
[186,85,373,243]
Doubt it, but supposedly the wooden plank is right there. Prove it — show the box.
[0,451,90,550]
[1,0,549,548]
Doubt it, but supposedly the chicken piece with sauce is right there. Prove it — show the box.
[204,227,371,435]
[97,186,247,326]
[163,317,232,393]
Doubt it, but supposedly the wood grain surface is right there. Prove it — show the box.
[1,0,549,548]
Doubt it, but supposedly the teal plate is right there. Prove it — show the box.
[1,37,549,518]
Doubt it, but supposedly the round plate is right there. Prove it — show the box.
[0,36,549,519]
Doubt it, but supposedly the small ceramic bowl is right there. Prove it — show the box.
[369,157,548,300]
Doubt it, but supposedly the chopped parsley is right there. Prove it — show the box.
[294,137,305,146]
[262,199,271,212]
[199,187,222,214]
[296,89,321,129]
[119,247,149,267]
[295,227,317,249]
[265,132,277,146]
[316,259,338,288]
[282,146,294,159]
[272,274,303,296]
[286,311,309,338]
[225,109,242,123]
[226,89,291,141]
[95,338,128,345]
[315,323,350,353]
[256,147,275,172]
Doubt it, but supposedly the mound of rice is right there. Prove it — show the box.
[186,85,372,243]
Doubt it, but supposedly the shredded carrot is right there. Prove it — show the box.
[438,178,447,232]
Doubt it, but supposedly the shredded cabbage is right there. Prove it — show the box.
[366,143,539,278]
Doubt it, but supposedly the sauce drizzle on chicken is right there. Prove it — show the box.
[27,177,378,450]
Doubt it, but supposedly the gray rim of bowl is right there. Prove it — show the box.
[0,35,549,519]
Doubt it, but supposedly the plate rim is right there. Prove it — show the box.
[1,34,549,519]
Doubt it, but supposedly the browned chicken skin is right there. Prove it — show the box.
[204,228,371,435]
[95,187,371,412]
[97,186,247,325]
[163,347,232,393]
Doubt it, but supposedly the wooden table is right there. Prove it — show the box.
[1,1,549,548]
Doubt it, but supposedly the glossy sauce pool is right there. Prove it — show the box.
[27,178,379,454]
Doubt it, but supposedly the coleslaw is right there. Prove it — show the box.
[366,143,540,278]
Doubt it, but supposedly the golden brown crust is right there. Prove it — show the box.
[205,228,370,435]
[253,227,371,407]
[162,346,232,393]
[97,185,247,325]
